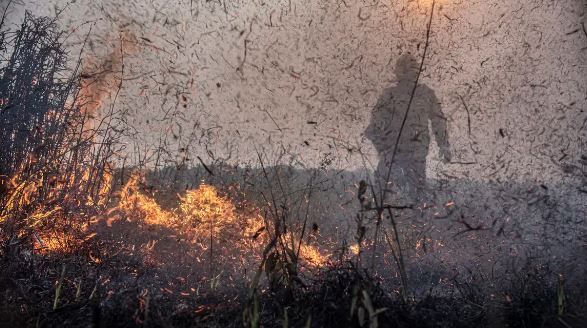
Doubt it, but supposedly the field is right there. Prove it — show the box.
[1,8,586,328]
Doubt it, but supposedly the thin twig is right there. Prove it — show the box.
[197,155,214,176]
[459,95,472,136]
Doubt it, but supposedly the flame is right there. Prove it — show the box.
[3,161,328,272]
[32,225,95,254]
[114,175,269,248]
[115,175,267,244]
[179,184,271,250]
[298,243,329,268]
[79,31,139,117]
[0,31,132,255]
[1,162,112,254]
[117,173,174,226]
[108,176,328,274]
[179,184,238,237]
[349,243,361,256]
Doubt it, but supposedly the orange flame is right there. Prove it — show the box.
[298,242,329,268]
[179,184,238,237]
[1,161,112,254]
[79,31,139,116]
[117,172,174,226]
[109,175,328,271]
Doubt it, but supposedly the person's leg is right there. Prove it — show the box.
[372,154,404,207]
[402,158,427,204]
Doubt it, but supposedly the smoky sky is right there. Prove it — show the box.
[4,0,586,185]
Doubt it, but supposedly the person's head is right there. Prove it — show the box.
[395,53,419,82]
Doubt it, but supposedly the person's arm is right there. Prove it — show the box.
[429,92,451,162]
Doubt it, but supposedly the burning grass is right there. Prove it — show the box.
[109,172,327,272]
[115,173,175,227]
[1,162,113,255]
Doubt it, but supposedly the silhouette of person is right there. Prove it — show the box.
[365,54,450,203]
